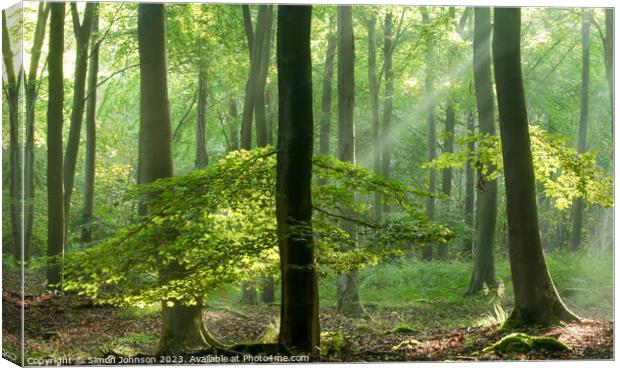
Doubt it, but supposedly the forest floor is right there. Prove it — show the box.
[2,250,614,363]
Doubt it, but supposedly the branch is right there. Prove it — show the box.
[82,63,140,104]
[172,88,199,141]
[313,206,380,229]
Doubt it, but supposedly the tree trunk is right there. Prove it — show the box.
[381,12,394,215]
[422,8,435,261]
[254,6,273,148]
[437,102,455,259]
[604,9,613,138]
[569,14,590,251]
[265,85,274,146]
[2,9,21,263]
[493,7,579,327]
[319,34,337,158]
[137,4,212,353]
[81,5,99,244]
[46,2,66,291]
[467,7,498,294]
[276,5,320,354]
[63,3,96,242]
[336,6,364,318]
[261,275,276,304]
[463,112,475,258]
[229,99,239,151]
[367,13,382,222]
[195,68,209,169]
[240,6,272,150]
[24,3,50,261]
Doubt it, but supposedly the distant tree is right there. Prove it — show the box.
[276,5,320,353]
[467,7,497,294]
[63,3,96,238]
[46,2,66,291]
[493,7,579,326]
[82,4,100,243]
[195,67,209,169]
[569,13,590,251]
[318,31,336,159]
[381,11,394,215]
[463,112,476,258]
[336,5,364,318]
[366,11,382,221]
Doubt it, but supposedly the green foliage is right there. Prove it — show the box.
[384,324,416,335]
[64,147,452,307]
[426,126,613,210]
[482,333,569,355]
[319,332,349,359]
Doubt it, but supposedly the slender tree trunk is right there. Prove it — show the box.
[137,4,214,353]
[336,6,364,318]
[24,3,50,261]
[422,8,435,261]
[367,13,382,222]
[254,6,273,148]
[467,7,498,294]
[81,5,99,244]
[195,68,209,169]
[604,9,613,138]
[569,14,590,251]
[276,5,320,354]
[437,102,455,259]
[2,9,21,263]
[242,5,254,59]
[463,112,475,258]
[493,7,579,327]
[229,99,239,151]
[319,34,337,158]
[265,85,274,146]
[46,2,66,291]
[381,12,394,215]
[63,3,95,243]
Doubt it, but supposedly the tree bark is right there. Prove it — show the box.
[137,4,212,353]
[421,8,435,261]
[463,112,475,258]
[493,7,579,327]
[46,2,66,291]
[569,13,590,251]
[367,13,382,222]
[24,3,50,261]
[195,68,209,169]
[336,6,364,318]
[319,34,337,158]
[604,9,613,138]
[81,5,100,244]
[63,3,96,243]
[2,9,22,263]
[381,12,394,215]
[276,5,320,354]
[229,99,239,151]
[254,6,273,148]
[437,102,455,259]
[467,7,498,294]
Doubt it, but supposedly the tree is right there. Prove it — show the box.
[336,5,364,318]
[318,31,336,158]
[24,3,50,261]
[467,7,497,294]
[603,9,613,138]
[195,68,209,169]
[63,3,96,238]
[2,9,22,263]
[81,4,100,243]
[366,11,382,221]
[46,2,66,291]
[381,11,394,215]
[276,5,319,353]
[137,4,215,353]
[463,112,475,258]
[493,7,579,326]
[569,13,590,251]
[421,7,436,261]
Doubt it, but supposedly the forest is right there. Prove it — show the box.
[1,1,615,364]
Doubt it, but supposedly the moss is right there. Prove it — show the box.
[319,332,349,359]
[482,333,570,355]
[354,325,380,334]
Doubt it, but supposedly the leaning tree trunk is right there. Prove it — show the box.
[2,9,22,263]
[604,9,613,138]
[569,13,590,251]
[421,8,435,261]
[463,112,475,258]
[81,5,99,244]
[381,12,394,215]
[336,5,364,318]
[137,4,218,353]
[367,13,382,222]
[493,7,579,327]
[467,7,498,294]
[24,3,50,261]
[276,5,320,354]
[195,67,209,169]
[46,2,66,291]
[63,3,95,242]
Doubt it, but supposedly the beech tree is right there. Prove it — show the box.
[493,7,579,326]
